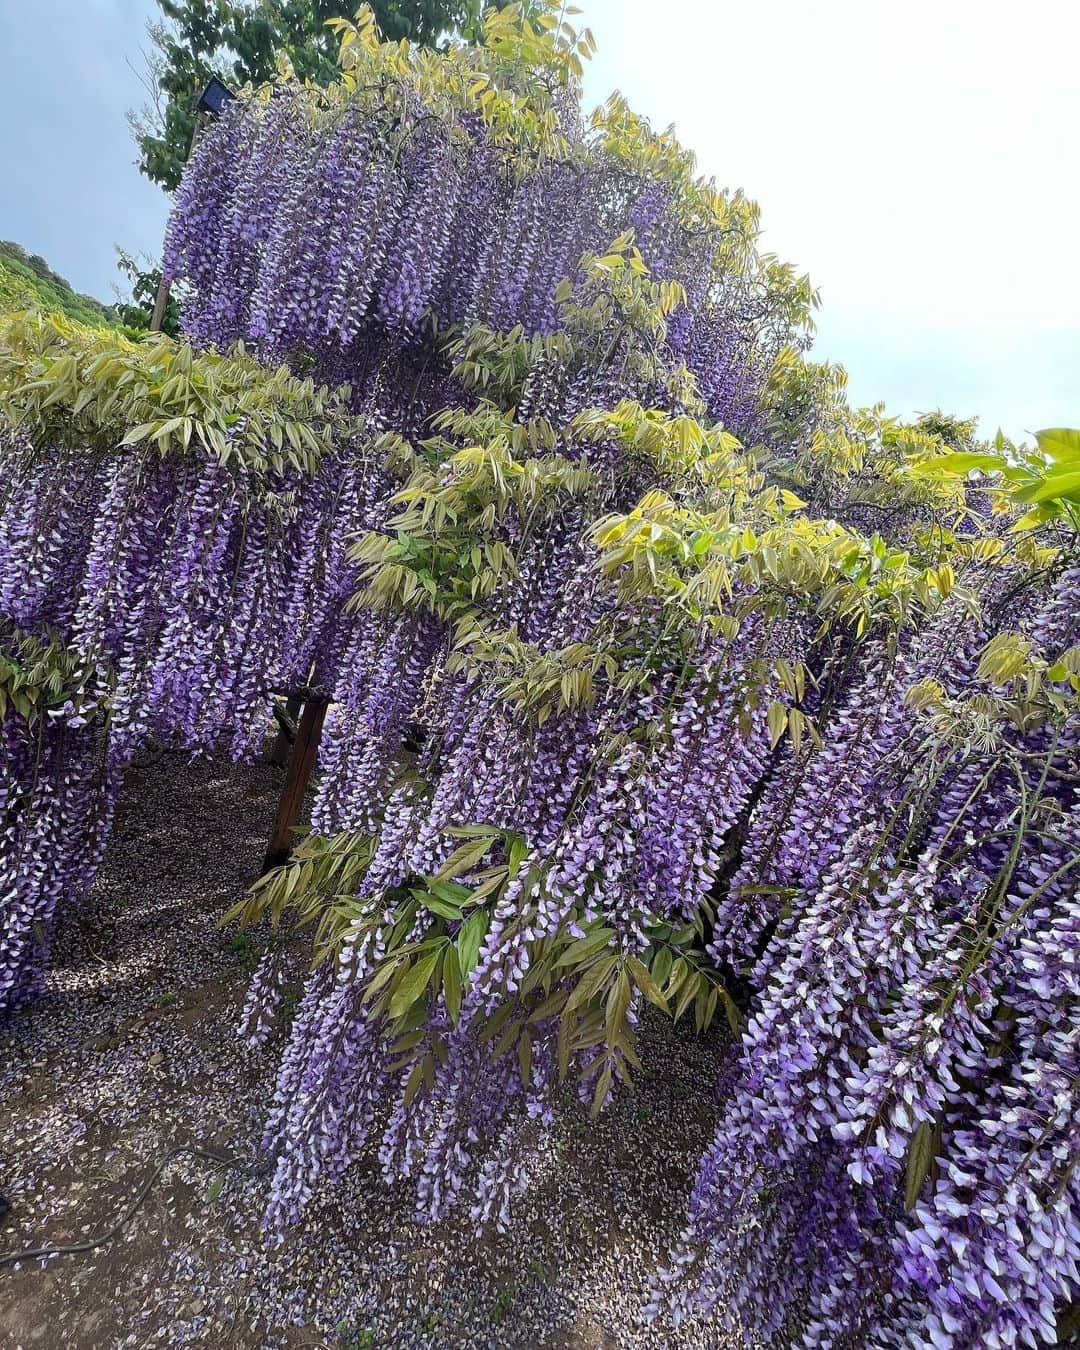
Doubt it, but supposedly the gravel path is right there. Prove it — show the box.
[0,751,733,1349]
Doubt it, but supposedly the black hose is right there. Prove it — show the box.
[0,1144,269,1267]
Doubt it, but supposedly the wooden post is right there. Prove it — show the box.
[262,696,328,873]
[149,113,207,333]
[268,694,302,767]
[149,276,172,334]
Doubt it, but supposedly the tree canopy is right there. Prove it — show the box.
[133,0,477,190]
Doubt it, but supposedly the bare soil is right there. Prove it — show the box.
[0,751,730,1350]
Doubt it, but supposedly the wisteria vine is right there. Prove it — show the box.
[1,6,1076,1347]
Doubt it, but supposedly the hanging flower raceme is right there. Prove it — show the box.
[658,561,1080,1346]
[0,314,369,1009]
[0,627,114,1015]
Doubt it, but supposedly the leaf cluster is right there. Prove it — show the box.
[914,426,1080,534]
[328,2,591,172]
[232,817,738,1118]
[349,408,595,626]
[109,249,183,338]
[907,631,1080,744]
[446,628,621,724]
[589,486,969,640]
[446,237,701,417]
[0,311,362,477]
[0,625,106,726]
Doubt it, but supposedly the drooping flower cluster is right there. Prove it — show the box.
[4,6,1076,1346]
[655,564,1080,1347]
[163,6,805,444]
[0,628,115,1014]
[0,315,371,1009]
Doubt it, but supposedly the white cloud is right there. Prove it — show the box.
[579,0,1080,435]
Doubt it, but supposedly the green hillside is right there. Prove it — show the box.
[0,241,117,327]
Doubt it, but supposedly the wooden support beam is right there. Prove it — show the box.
[262,696,328,873]
[149,277,172,334]
[268,694,302,767]
[149,112,208,334]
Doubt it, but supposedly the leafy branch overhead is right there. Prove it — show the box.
[0,311,362,476]
[914,426,1080,533]
[134,0,489,190]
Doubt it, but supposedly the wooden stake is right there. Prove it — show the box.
[268,694,302,767]
[149,277,172,334]
[262,696,328,872]
[149,113,207,333]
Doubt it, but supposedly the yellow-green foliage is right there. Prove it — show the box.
[347,232,992,703]
[916,426,1080,534]
[0,626,103,725]
[0,311,364,476]
[0,243,116,330]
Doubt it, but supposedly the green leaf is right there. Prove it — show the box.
[119,421,158,446]
[922,450,1004,475]
[673,972,699,1024]
[434,835,496,881]
[507,834,529,879]
[403,1055,429,1108]
[1013,468,1080,505]
[517,1027,532,1087]
[1010,502,1058,532]
[564,955,617,1016]
[411,887,462,921]
[590,1063,612,1118]
[429,879,473,903]
[904,1119,937,1210]
[627,956,668,1012]
[718,984,741,1034]
[787,706,806,754]
[766,699,788,749]
[527,989,569,1023]
[443,944,462,1024]
[651,945,673,989]
[468,865,509,903]
[1035,427,1080,465]
[605,968,631,1049]
[360,956,401,1006]
[456,908,488,977]
[389,949,441,1020]
[554,927,616,968]
[492,1016,520,1059]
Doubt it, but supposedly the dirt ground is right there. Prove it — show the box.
[0,752,731,1350]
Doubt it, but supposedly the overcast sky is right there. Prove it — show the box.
[1,0,1077,442]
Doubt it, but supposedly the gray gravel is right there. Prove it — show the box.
[0,750,733,1349]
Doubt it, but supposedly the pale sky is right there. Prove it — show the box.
[1,0,1077,442]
